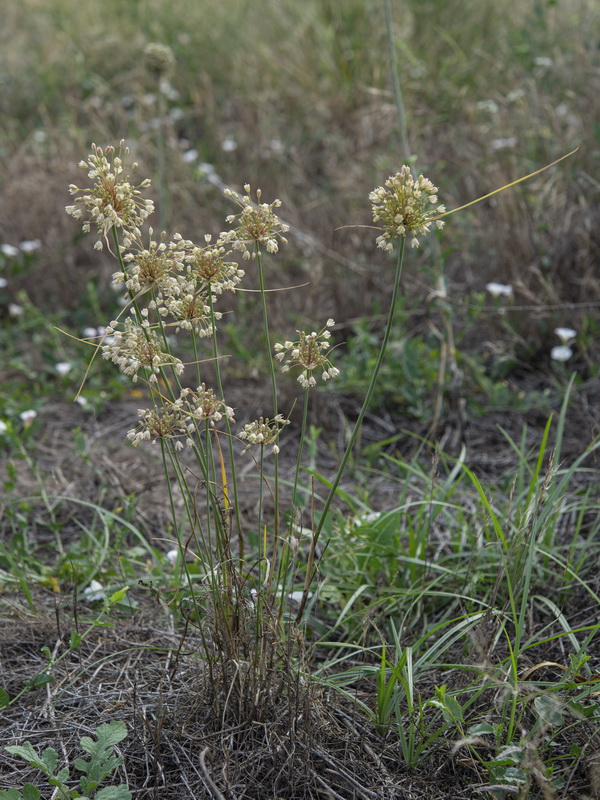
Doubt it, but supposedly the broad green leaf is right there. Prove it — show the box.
[5,743,51,774]
[0,790,22,800]
[0,687,10,708]
[28,673,54,689]
[109,587,128,605]
[95,786,132,800]
[22,785,41,800]
[76,722,127,793]
[467,722,496,736]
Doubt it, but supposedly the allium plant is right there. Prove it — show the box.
[66,142,341,722]
[68,143,566,718]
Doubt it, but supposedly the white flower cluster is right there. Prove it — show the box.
[66,142,154,250]
[220,185,289,259]
[102,316,184,383]
[369,165,445,250]
[274,319,339,389]
[127,384,234,449]
[238,414,290,455]
[551,327,576,362]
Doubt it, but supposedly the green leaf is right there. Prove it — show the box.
[75,722,127,794]
[28,672,54,689]
[5,743,53,775]
[0,790,23,800]
[22,785,41,800]
[467,722,496,736]
[69,631,82,650]
[0,686,10,708]
[95,786,132,800]
[534,695,564,727]
[109,587,128,605]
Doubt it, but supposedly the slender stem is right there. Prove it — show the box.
[255,245,280,536]
[292,386,310,510]
[208,291,243,551]
[383,0,411,162]
[296,238,407,621]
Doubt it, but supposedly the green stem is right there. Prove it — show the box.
[296,237,407,621]
[292,386,310,511]
[255,245,280,536]
[208,292,243,552]
[383,0,411,162]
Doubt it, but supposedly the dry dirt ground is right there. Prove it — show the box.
[1,372,600,799]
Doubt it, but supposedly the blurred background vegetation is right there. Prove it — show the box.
[0,0,598,425]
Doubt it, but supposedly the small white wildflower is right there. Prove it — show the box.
[1,244,20,258]
[166,549,179,565]
[551,345,573,362]
[182,149,198,163]
[76,396,88,407]
[269,138,285,154]
[55,362,72,376]
[82,326,99,338]
[19,409,38,426]
[476,99,499,114]
[0,420,8,434]
[221,137,237,152]
[486,282,513,298]
[19,239,42,253]
[491,137,517,151]
[83,579,105,602]
[0,278,7,288]
[554,327,576,344]
[8,303,23,317]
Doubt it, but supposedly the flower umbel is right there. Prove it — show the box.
[66,141,154,250]
[128,384,234,449]
[220,185,289,259]
[102,317,184,383]
[274,318,340,389]
[369,165,445,250]
[239,414,290,455]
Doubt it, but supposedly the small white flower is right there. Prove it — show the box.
[476,99,499,114]
[83,579,105,602]
[554,327,576,344]
[82,327,99,338]
[0,420,8,434]
[182,149,198,163]
[19,239,42,253]
[166,549,179,565]
[491,137,517,151]
[551,345,573,362]
[76,396,88,407]
[55,362,72,376]
[1,244,20,258]
[0,278,7,288]
[221,137,237,152]
[19,409,38,428]
[269,138,285,154]
[486,282,513,298]
[8,303,23,317]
